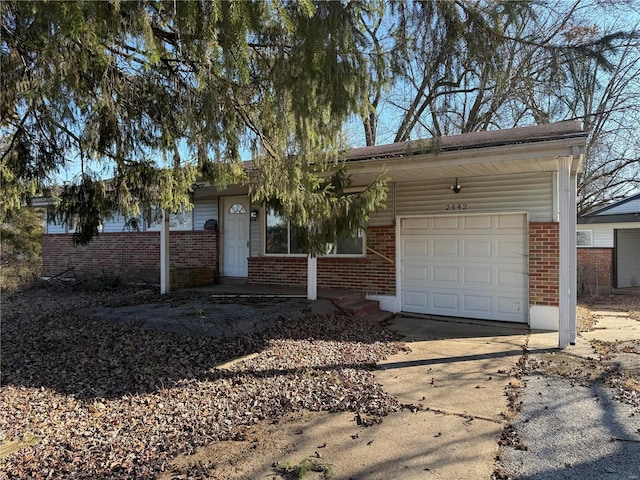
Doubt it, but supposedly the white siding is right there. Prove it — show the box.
[193,199,218,230]
[582,222,640,248]
[46,222,66,234]
[101,214,128,233]
[593,226,614,248]
[368,185,395,226]
[395,172,553,222]
[47,215,128,234]
[617,229,640,287]
[250,202,262,256]
[147,208,193,231]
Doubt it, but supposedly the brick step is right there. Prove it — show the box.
[343,299,381,317]
[324,291,367,308]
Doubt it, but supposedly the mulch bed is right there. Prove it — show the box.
[0,286,406,479]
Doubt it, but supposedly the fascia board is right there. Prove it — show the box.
[345,137,586,176]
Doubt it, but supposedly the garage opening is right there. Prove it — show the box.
[615,228,640,288]
[400,213,528,323]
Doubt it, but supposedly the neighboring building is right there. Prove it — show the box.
[577,193,640,294]
[42,122,586,339]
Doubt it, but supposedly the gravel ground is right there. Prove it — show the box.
[497,300,640,480]
[499,375,640,480]
[0,285,407,479]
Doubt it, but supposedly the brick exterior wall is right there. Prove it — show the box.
[528,222,560,306]
[577,248,613,294]
[248,225,396,296]
[248,257,308,287]
[42,231,219,287]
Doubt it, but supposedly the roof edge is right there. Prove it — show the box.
[345,121,585,162]
[581,192,640,217]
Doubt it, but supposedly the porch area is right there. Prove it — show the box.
[185,278,388,320]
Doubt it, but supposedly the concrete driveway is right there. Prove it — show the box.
[368,315,530,479]
[255,315,533,480]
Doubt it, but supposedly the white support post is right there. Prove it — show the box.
[160,209,170,294]
[569,165,579,344]
[558,158,573,348]
[307,255,318,301]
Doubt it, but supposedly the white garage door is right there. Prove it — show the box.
[401,213,528,323]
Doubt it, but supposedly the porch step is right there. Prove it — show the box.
[320,289,389,320]
[343,299,381,317]
[323,290,366,308]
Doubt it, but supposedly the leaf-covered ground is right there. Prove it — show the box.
[0,286,406,479]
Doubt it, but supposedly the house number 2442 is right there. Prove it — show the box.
[444,203,468,210]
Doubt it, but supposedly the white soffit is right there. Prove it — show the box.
[347,140,584,184]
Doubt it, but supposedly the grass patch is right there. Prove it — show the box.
[0,434,40,460]
[275,458,333,479]
[591,339,640,356]
[579,295,640,322]
[531,352,611,381]
[577,305,598,332]
[623,376,640,393]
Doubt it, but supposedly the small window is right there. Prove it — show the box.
[577,230,593,247]
[228,203,246,214]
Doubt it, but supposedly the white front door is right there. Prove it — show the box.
[401,213,528,323]
[223,197,249,277]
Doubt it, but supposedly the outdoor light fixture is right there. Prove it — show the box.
[450,178,461,193]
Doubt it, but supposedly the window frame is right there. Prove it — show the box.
[577,229,593,248]
[263,208,366,257]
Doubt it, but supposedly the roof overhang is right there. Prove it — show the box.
[578,214,640,224]
[343,123,587,185]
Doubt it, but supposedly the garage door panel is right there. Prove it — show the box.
[433,265,458,283]
[401,213,527,323]
[432,292,459,310]
[497,270,524,287]
[497,240,525,258]
[497,214,526,229]
[463,215,493,229]
[463,295,492,313]
[497,296,524,315]
[404,265,428,282]
[464,240,492,257]
[433,239,458,256]
[432,216,460,229]
[404,240,429,256]
[403,217,429,232]
[403,291,428,309]
[463,267,492,284]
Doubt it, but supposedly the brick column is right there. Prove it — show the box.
[529,222,560,307]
